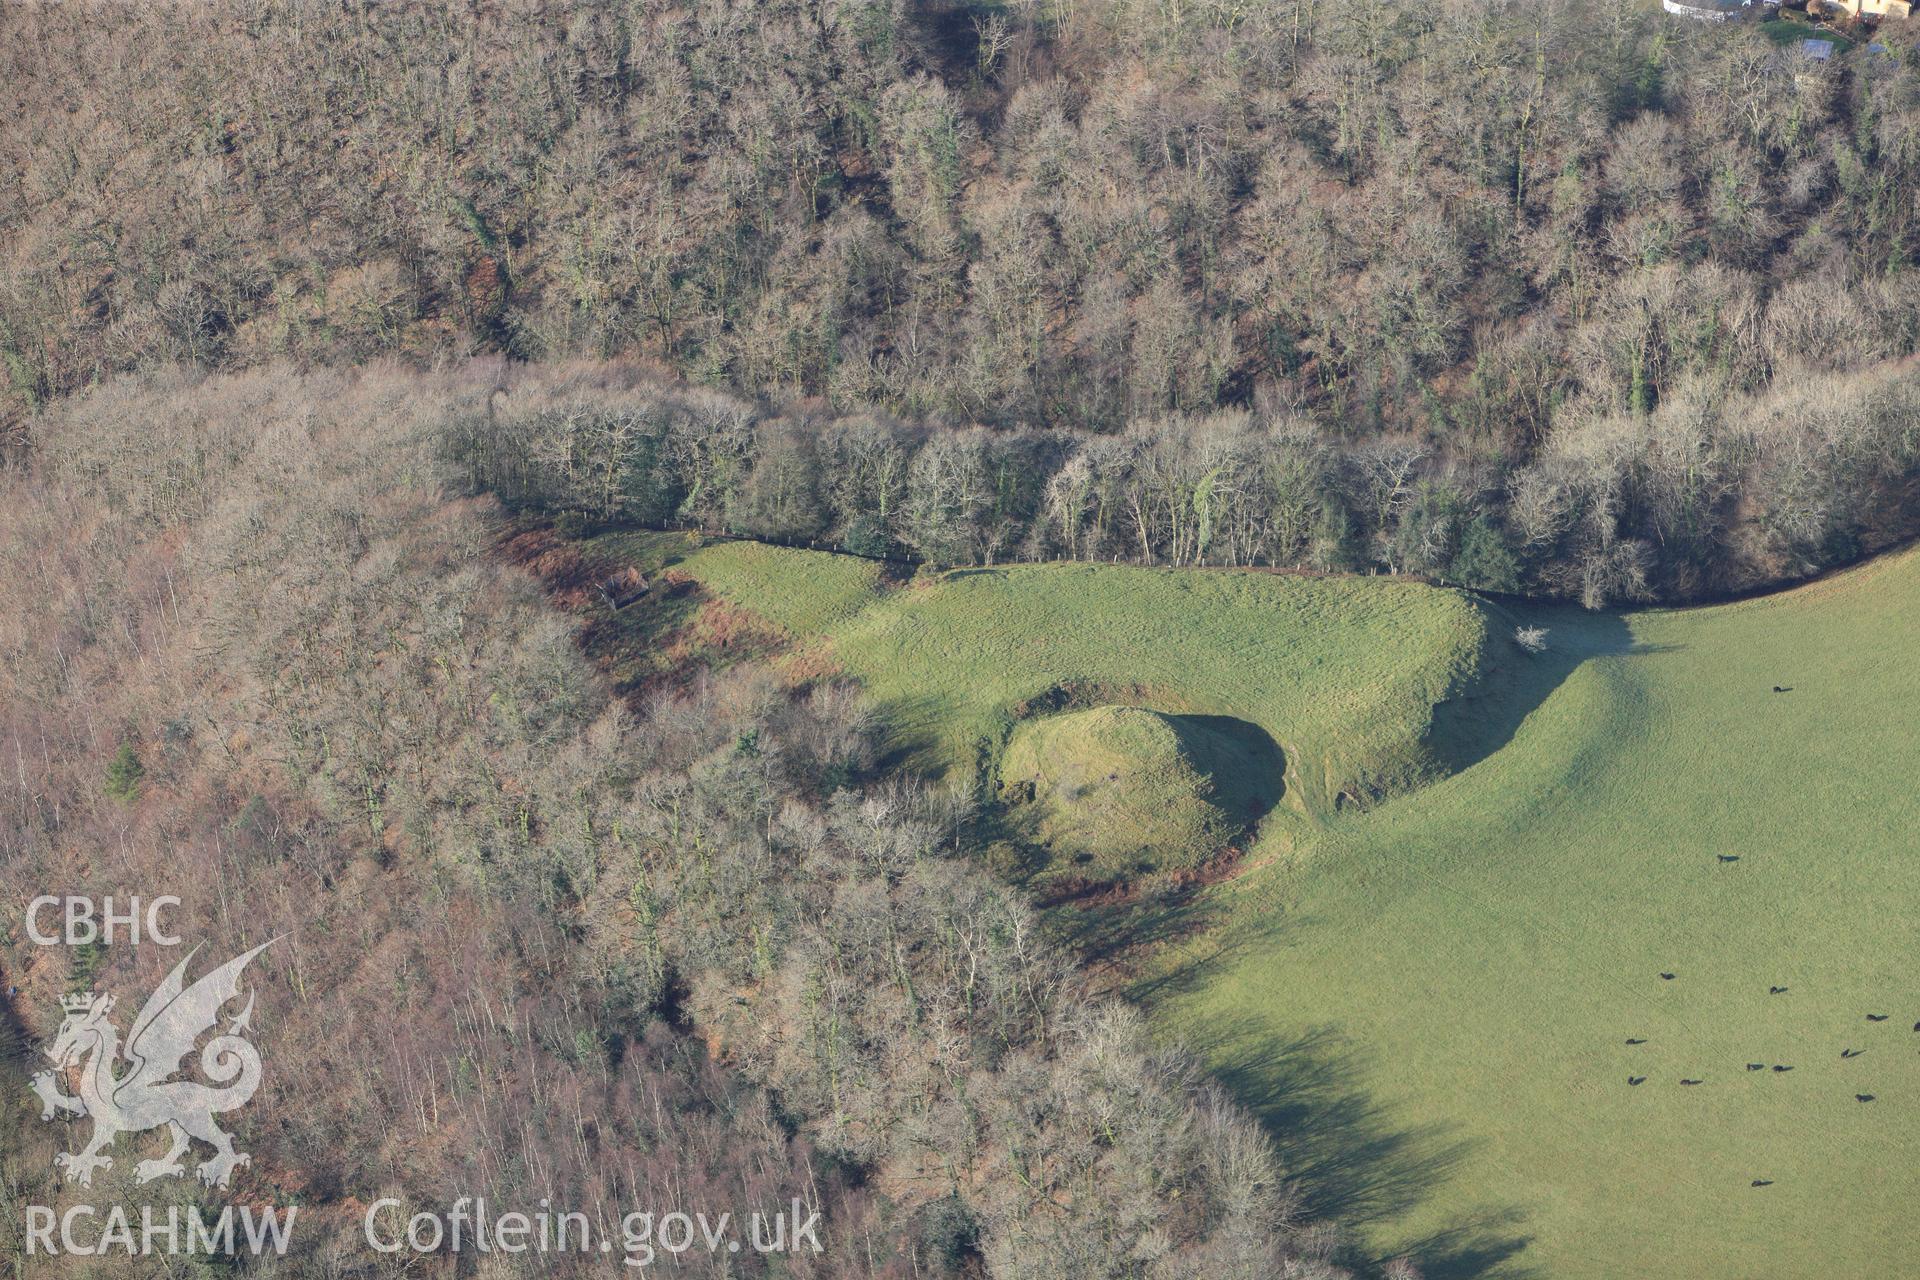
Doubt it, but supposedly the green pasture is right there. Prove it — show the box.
[1151,550,1920,1279]
[637,530,1919,1278]
[677,542,1492,833]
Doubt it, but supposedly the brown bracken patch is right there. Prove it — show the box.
[495,524,598,607]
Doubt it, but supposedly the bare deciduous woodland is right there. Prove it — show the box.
[4,1,1920,1275]
[4,1,1920,600]
[1,367,1354,1277]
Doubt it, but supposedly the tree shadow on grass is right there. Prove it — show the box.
[1198,1020,1543,1280]
[1190,1014,1540,1280]
[1055,899,1537,1276]
[1395,1208,1541,1280]
[1043,877,1277,991]
[859,689,968,781]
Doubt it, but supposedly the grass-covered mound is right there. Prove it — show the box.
[667,548,1495,836]
[998,707,1281,882]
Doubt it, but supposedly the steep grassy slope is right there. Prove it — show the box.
[1151,549,1920,1280]
[673,539,892,636]
[675,546,1494,829]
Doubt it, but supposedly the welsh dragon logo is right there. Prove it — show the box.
[30,940,275,1188]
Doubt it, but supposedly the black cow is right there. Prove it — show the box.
[1628,1076,1647,1086]
[1772,1065,1794,1073]
[1680,1078,1703,1086]
[1660,972,1677,981]
[1857,1094,1876,1103]
[1842,1048,1864,1059]
[1746,1063,1766,1071]
[1752,1179,1773,1187]
[1769,986,1789,995]
[1867,1014,1889,1022]
[1625,1038,1648,1045]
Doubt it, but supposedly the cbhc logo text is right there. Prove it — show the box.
[26,896,182,946]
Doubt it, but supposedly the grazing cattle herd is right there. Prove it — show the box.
[1623,982,1908,1184]
[1621,815,1911,1190]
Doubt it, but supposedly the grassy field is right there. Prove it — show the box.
[628,531,1920,1277]
[1150,550,1920,1279]
[675,544,1494,832]
[672,539,891,636]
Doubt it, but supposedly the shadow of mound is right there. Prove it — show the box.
[1173,713,1286,825]
[1192,1015,1539,1280]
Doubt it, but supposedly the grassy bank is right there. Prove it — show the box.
[587,526,1919,1277]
